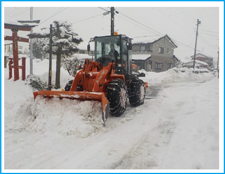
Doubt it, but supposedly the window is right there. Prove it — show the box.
[155,62,163,70]
[167,63,173,70]
[141,45,145,51]
[94,36,120,60]
[159,47,164,54]
[122,40,128,73]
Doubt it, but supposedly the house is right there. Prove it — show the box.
[132,35,178,72]
[132,55,152,71]
[183,60,209,69]
[191,53,213,67]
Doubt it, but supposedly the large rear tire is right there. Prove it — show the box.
[129,79,146,107]
[106,79,127,117]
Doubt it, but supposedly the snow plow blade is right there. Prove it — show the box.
[33,90,109,126]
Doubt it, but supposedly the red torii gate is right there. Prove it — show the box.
[4,23,35,81]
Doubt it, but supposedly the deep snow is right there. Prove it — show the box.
[3,58,221,171]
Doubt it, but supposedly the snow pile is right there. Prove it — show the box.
[25,75,47,90]
[25,96,103,138]
[4,79,104,138]
[140,67,214,85]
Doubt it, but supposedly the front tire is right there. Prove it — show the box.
[64,80,73,91]
[129,79,146,107]
[106,79,127,117]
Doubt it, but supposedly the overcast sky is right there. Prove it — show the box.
[4,3,221,62]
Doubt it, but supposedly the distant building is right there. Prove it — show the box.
[183,60,208,69]
[132,35,178,72]
[78,49,94,56]
[132,55,152,71]
[191,53,213,67]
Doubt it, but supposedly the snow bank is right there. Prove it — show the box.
[4,81,104,139]
[159,78,219,169]
[26,96,103,138]
[140,68,214,85]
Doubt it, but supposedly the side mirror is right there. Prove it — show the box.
[87,44,90,52]
[127,43,132,50]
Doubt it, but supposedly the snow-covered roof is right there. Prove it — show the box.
[4,17,37,28]
[183,60,208,66]
[190,53,213,59]
[132,54,151,61]
[133,35,161,44]
[196,60,208,66]
[133,35,177,48]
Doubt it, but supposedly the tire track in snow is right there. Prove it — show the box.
[113,82,202,169]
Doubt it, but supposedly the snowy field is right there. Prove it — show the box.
[3,58,221,171]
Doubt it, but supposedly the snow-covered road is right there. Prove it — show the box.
[4,77,219,170]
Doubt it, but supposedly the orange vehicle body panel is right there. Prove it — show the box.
[144,82,148,89]
[33,59,148,125]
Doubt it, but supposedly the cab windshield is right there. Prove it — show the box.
[95,36,121,63]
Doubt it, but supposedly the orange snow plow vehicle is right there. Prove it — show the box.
[33,34,148,126]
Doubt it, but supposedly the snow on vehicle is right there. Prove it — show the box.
[33,34,148,126]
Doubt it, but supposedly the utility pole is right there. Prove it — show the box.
[48,24,53,90]
[55,23,62,89]
[30,7,33,75]
[111,7,115,36]
[193,19,201,69]
[217,47,219,78]
[101,7,118,35]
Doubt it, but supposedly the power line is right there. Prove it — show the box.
[177,8,196,24]
[199,28,218,34]
[167,8,196,28]
[10,7,29,17]
[118,10,164,36]
[170,36,195,50]
[183,8,217,32]
[156,8,195,34]
[98,7,109,12]
[6,7,22,16]
[39,7,68,26]
[39,7,64,24]
[72,13,103,24]
[182,8,197,22]
[116,14,163,37]
[8,7,24,16]
[198,35,218,48]
[117,9,196,51]
[199,31,219,37]
[175,40,194,56]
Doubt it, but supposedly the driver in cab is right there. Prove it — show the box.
[109,44,119,62]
